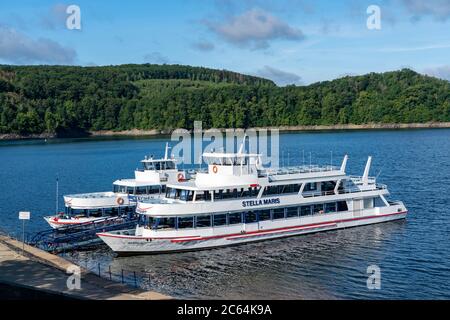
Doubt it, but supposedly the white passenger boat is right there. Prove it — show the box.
[97,147,407,255]
[44,144,188,229]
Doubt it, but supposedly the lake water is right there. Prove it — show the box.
[1,129,449,299]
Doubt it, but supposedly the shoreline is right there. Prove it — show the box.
[1,122,450,141]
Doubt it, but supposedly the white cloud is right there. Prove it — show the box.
[401,0,450,21]
[143,52,170,64]
[191,40,215,52]
[256,65,302,86]
[0,25,76,64]
[423,65,450,81]
[206,8,305,50]
[40,3,68,30]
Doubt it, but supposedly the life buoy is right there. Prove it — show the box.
[117,197,125,205]
[212,165,218,174]
[177,173,184,182]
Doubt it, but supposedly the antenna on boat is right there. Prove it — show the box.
[164,142,169,160]
[362,156,372,185]
[309,152,312,171]
[376,169,382,179]
[238,134,247,154]
[340,155,348,172]
[330,151,333,169]
[55,177,59,214]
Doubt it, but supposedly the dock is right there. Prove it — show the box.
[0,235,171,300]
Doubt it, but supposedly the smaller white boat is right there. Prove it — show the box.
[44,143,188,229]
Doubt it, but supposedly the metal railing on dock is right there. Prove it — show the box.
[30,215,138,253]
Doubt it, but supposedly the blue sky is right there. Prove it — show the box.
[0,0,450,85]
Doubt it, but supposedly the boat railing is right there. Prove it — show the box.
[265,165,341,177]
[303,184,387,198]
[349,175,377,184]
[65,191,115,199]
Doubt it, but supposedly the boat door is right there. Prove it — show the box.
[353,199,363,217]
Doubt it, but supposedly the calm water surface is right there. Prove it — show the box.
[1,129,449,299]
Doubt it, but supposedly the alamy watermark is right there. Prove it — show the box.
[367,264,381,290]
[367,5,381,30]
[66,4,81,30]
[66,265,81,290]
[170,121,280,168]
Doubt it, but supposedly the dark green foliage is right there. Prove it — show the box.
[0,64,448,135]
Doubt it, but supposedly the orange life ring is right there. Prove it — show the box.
[117,197,124,205]
[177,173,185,182]
[212,165,218,174]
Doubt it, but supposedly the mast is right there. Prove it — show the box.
[340,155,348,172]
[164,142,169,160]
[362,156,372,185]
[56,177,59,214]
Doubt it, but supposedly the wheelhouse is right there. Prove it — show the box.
[140,159,176,171]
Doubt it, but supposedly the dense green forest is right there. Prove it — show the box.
[0,64,449,136]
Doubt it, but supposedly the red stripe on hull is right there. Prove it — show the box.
[98,210,407,242]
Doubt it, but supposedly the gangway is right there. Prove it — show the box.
[30,215,138,253]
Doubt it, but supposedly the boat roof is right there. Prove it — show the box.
[113,179,161,187]
[141,158,176,163]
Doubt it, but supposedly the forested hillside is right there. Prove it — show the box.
[0,64,448,136]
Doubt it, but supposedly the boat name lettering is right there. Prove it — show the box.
[242,198,280,207]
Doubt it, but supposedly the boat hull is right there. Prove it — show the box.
[97,206,407,255]
[44,216,104,229]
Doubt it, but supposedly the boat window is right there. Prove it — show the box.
[90,209,103,218]
[221,189,234,199]
[264,184,301,196]
[158,217,176,229]
[273,208,285,220]
[337,201,348,212]
[300,206,312,216]
[138,214,149,227]
[147,217,156,228]
[221,189,239,199]
[127,186,135,194]
[325,202,336,213]
[213,214,227,227]
[240,188,250,198]
[304,183,317,192]
[135,187,147,195]
[166,187,182,200]
[228,212,242,225]
[321,181,336,192]
[114,185,127,193]
[286,206,299,218]
[195,191,211,201]
[180,189,189,201]
[264,185,279,195]
[374,197,386,207]
[165,161,175,170]
[313,203,324,214]
[196,215,211,228]
[147,186,161,194]
[214,190,222,200]
[244,211,257,224]
[178,216,194,229]
[364,198,374,209]
[258,209,271,221]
